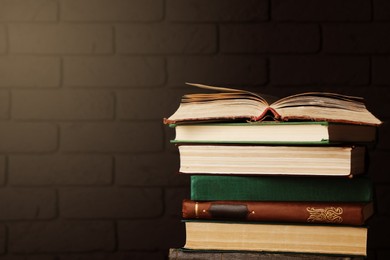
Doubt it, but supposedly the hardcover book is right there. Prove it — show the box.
[179,145,365,177]
[191,175,373,202]
[170,121,377,144]
[164,83,381,126]
[183,221,368,256]
[169,248,365,260]
[182,200,374,226]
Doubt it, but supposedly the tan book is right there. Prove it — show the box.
[164,83,382,126]
[179,145,365,177]
[184,221,368,256]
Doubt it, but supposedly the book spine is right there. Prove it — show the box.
[182,200,371,225]
[190,175,373,202]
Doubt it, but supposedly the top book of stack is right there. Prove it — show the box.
[164,83,382,126]
[164,83,381,144]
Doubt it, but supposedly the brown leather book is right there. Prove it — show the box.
[182,199,373,225]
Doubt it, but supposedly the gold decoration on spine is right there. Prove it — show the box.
[195,202,199,218]
[306,207,343,223]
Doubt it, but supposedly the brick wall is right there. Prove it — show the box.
[0,0,389,259]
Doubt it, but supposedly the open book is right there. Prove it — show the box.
[164,83,382,126]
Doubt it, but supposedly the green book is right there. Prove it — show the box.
[170,121,377,145]
[191,175,373,202]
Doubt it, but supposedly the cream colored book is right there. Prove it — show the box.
[164,83,382,126]
[184,221,368,256]
[170,121,377,144]
[179,145,365,177]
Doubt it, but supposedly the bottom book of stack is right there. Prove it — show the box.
[168,248,365,260]
[183,221,367,256]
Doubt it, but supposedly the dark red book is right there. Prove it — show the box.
[182,199,373,226]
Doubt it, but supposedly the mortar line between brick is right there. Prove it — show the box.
[318,23,323,54]
[59,56,64,87]
[4,23,9,54]
[370,0,374,22]
[113,220,119,251]
[112,25,116,55]
[368,56,372,86]
[3,155,9,186]
[111,156,116,186]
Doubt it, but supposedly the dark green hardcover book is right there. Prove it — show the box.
[190,175,373,202]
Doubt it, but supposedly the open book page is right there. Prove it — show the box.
[166,83,269,123]
[182,83,268,103]
[269,92,381,126]
[165,83,381,126]
[167,99,267,123]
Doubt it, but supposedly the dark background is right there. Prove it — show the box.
[0,0,389,259]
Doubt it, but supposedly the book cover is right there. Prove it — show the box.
[182,200,373,226]
[179,145,365,177]
[190,175,373,202]
[171,121,377,144]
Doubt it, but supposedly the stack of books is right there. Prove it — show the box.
[165,83,382,259]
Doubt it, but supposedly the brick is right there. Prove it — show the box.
[116,89,172,120]
[58,252,166,260]
[0,90,9,119]
[9,24,112,54]
[60,187,163,218]
[12,90,114,120]
[367,216,390,249]
[375,184,390,216]
[373,57,390,85]
[116,24,216,54]
[374,0,390,20]
[164,187,190,218]
[63,57,164,87]
[9,221,115,253]
[0,0,57,21]
[9,155,112,186]
[323,24,390,54]
[220,24,319,53]
[270,56,369,85]
[377,122,390,150]
[118,219,185,250]
[0,123,57,152]
[0,256,56,260]
[272,0,371,21]
[377,250,390,260]
[115,153,189,186]
[60,0,162,21]
[168,56,267,86]
[0,57,60,87]
[368,149,390,182]
[0,25,6,53]
[167,0,268,21]
[61,122,163,152]
[0,188,55,220]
